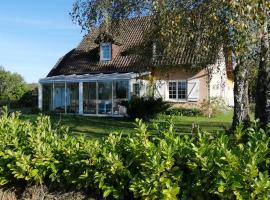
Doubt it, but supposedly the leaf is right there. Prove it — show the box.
[218,185,225,193]
[103,189,112,198]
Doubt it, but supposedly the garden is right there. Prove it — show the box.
[0,0,270,199]
[0,108,269,199]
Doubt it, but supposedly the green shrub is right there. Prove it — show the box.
[165,107,203,117]
[0,107,270,199]
[121,97,170,120]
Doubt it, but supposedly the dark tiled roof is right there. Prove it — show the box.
[47,17,218,77]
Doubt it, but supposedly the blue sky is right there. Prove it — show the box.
[0,0,84,83]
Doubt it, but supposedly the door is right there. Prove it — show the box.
[98,81,112,115]
[83,82,97,114]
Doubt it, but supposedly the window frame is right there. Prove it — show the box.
[100,42,112,61]
[168,80,188,101]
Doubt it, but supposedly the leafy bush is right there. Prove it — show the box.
[121,97,170,120]
[0,107,270,199]
[18,90,38,108]
[165,107,203,117]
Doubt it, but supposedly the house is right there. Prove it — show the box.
[38,17,234,116]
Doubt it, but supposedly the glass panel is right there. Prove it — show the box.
[66,83,79,113]
[98,81,112,100]
[178,82,187,99]
[114,80,128,99]
[169,82,177,99]
[83,82,97,114]
[42,84,53,112]
[113,80,128,115]
[101,43,111,61]
[98,81,112,115]
[54,83,65,113]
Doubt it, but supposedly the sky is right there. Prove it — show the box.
[0,0,84,83]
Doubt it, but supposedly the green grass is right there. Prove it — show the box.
[19,112,233,138]
[156,112,233,133]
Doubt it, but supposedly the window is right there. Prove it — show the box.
[178,82,187,99]
[169,82,177,99]
[100,43,112,61]
[133,83,140,97]
[169,81,187,100]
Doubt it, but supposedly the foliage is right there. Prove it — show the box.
[165,107,202,117]
[1,108,270,199]
[0,67,28,102]
[18,90,38,108]
[121,97,170,120]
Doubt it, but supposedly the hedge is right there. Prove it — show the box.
[0,108,270,199]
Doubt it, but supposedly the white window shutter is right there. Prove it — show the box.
[187,79,199,101]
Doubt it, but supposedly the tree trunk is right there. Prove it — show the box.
[232,59,250,130]
[255,23,270,127]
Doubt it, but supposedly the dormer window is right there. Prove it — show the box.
[100,43,112,61]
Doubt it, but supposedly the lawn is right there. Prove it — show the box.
[20,112,233,138]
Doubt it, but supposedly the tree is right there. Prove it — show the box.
[71,0,269,129]
[256,20,270,127]
[0,67,27,104]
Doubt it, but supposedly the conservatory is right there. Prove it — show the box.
[38,73,146,116]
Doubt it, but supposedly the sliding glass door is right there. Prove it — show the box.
[83,82,97,114]
[42,84,53,112]
[66,83,79,113]
[98,81,112,115]
[113,80,128,115]
[54,83,65,112]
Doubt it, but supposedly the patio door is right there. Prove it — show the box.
[54,83,65,112]
[83,82,97,114]
[98,81,112,115]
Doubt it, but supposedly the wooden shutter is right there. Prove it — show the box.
[187,79,199,101]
